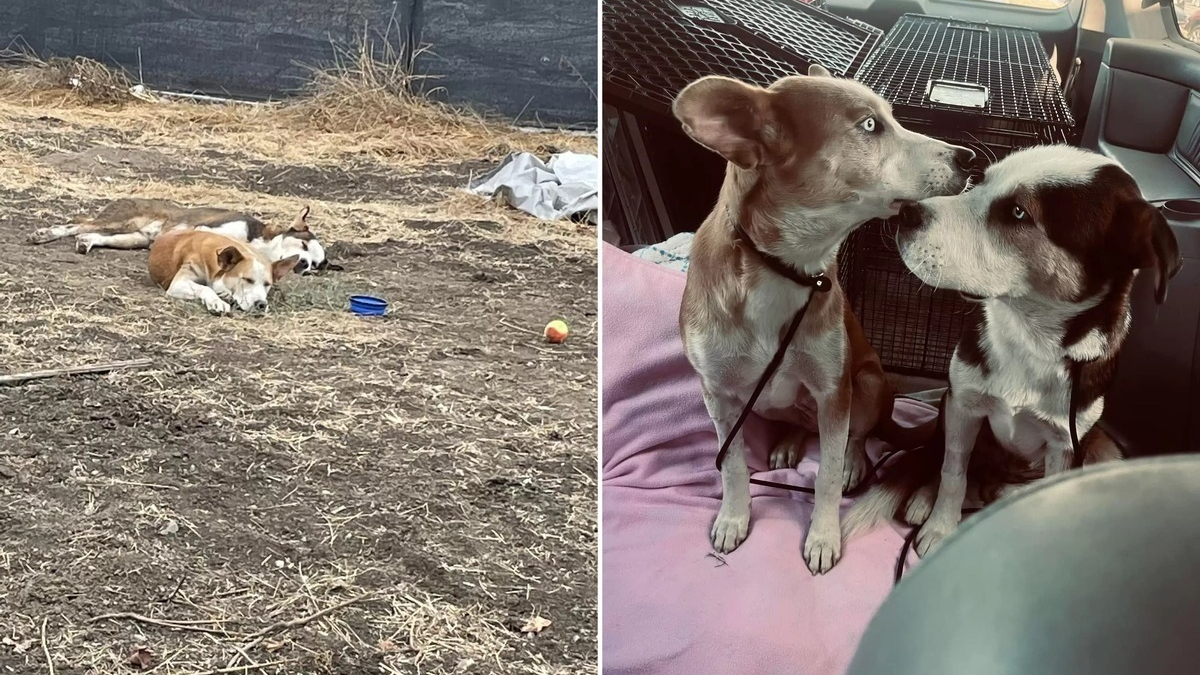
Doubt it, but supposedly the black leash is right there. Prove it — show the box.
[713,227,914,497]
[714,224,1094,585]
[714,225,833,493]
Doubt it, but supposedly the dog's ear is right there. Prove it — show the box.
[290,206,310,232]
[217,246,243,271]
[1118,199,1182,304]
[672,76,773,170]
[272,255,301,280]
[808,63,832,78]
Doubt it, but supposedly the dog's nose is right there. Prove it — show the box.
[954,147,977,172]
[253,300,268,312]
[893,200,924,230]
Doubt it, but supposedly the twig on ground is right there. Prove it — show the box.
[226,593,375,668]
[87,612,245,637]
[40,617,54,675]
[187,659,292,675]
[0,358,153,385]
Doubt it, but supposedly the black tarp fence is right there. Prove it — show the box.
[0,0,597,128]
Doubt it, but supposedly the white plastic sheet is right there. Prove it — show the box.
[469,151,599,222]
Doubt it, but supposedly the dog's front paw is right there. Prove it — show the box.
[914,516,957,558]
[843,446,868,492]
[803,520,842,575]
[769,434,805,470]
[74,233,100,254]
[903,484,935,525]
[203,296,232,315]
[27,228,56,245]
[710,504,750,553]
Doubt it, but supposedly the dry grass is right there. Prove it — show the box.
[0,30,597,675]
[0,48,134,106]
[0,35,595,168]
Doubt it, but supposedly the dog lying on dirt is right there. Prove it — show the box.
[28,198,337,274]
[673,66,974,573]
[844,145,1182,555]
[149,228,299,315]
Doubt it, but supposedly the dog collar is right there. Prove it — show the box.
[732,223,832,292]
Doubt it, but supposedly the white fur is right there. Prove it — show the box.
[210,257,273,312]
[196,219,249,241]
[167,277,231,315]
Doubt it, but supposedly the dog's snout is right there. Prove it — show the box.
[893,200,924,230]
[253,300,268,312]
[953,147,977,172]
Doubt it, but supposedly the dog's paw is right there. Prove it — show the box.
[914,517,957,558]
[769,434,805,470]
[903,484,935,525]
[803,521,842,575]
[710,504,750,553]
[27,228,56,245]
[842,447,869,492]
[74,233,100,254]
[203,296,232,315]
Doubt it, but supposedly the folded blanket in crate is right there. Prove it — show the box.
[601,243,934,675]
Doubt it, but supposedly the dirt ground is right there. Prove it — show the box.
[0,90,597,674]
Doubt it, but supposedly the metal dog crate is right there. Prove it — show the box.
[603,0,882,117]
[602,0,882,245]
[840,14,1076,377]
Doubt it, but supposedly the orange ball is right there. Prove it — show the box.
[544,320,569,343]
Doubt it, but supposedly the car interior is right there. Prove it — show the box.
[601,0,1200,460]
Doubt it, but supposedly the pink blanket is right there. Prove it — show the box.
[601,243,935,675]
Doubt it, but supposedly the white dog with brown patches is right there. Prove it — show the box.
[844,145,1181,555]
[29,198,333,275]
[674,66,974,573]
[149,229,299,315]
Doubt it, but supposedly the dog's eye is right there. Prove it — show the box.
[242,276,253,283]
[1012,205,1027,220]
[860,117,878,133]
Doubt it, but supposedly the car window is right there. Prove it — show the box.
[1176,1,1200,44]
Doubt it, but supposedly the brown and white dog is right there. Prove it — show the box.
[28,198,333,274]
[675,66,974,573]
[844,145,1182,555]
[149,229,299,315]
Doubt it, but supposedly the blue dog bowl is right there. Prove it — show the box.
[349,295,388,316]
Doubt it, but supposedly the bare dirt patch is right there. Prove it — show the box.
[0,75,596,674]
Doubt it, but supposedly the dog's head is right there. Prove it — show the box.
[212,245,299,313]
[672,66,974,244]
[262,206,340,275]
[893,145,1182,305]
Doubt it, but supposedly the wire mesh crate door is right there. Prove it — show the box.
[844,14,1074,377]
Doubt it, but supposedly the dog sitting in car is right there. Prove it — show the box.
[844,145,1182,555]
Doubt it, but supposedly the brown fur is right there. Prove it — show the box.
[148,230,287,290]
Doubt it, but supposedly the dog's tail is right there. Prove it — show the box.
[842,397,942,540]
[843,438,944,541]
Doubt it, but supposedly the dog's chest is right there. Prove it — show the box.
[740,282,835,417]
[956,309,1079,458]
